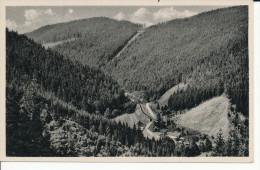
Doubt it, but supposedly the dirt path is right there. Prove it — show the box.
[124,92,160,140]
[143,121,160,140]
[113,29,145,60]
[142,103,160,140]
[101,28,145,68]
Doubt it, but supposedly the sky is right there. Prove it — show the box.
[6,6,227,34]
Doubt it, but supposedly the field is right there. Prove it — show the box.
[175,95,231,138]
[114,104,150,128]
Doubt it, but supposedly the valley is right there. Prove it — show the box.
[6,6,249,157]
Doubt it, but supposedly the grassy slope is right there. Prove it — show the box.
[114,104,150,128]
[158,83,187,107]
[175,95,231,138]
[26,17,141,67]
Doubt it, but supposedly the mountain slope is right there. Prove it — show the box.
[7,29,170,157]
[104,6,248,90]
[26,17,141,68]
[104,6,249,115]
[26,6,249,116]
[6,29,134,116]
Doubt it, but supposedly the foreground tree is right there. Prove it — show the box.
[213,129,225,156]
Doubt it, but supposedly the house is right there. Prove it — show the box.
[184,141,190,146]
[166,131,181,141]
[178,141,183,144]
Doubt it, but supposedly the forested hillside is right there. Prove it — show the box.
[7,29,135,118]
[6,79,178,157]
[26,7,249,117]
[26,17,141,67]
[104,6,249,116]
[6,30,185,157]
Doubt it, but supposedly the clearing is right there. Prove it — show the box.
[114,104,150,128]
[43,38,76,48]
[175,95,231,138]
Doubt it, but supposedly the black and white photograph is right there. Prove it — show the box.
[0,0,254,162]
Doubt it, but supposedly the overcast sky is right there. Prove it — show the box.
[6,6,227,34]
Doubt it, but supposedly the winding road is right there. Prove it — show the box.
[142,103,160,140]
[125,91,160,140]
[145,103,157,120]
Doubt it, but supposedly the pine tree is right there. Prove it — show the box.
[205,138,212,152]
[225,137,233,156]
[214,129,225,156]
[190,140,201,156]
[232,132,240,156]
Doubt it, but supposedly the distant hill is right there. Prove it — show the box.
[26,17,141,67]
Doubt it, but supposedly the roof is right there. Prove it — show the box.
[161,129,168,133]
[167,131,181,137]
[167,135,177,140]
[184,141,190,145]
[180,137,185,140]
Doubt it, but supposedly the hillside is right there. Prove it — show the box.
[6,29,134,117]
[104,6,249,116]
[175,95,231,138]
[26,17,141,67]
[26,7,249,116]
[6,29,182,157]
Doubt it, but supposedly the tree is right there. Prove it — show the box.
[156,103,160,109]
[205,138,212,152]
[190,140,201,156]
[20,78,39,120]
[214,129,225,156]
[104,108,111,118]
[225,137,233,156]
[232,132,240,156]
